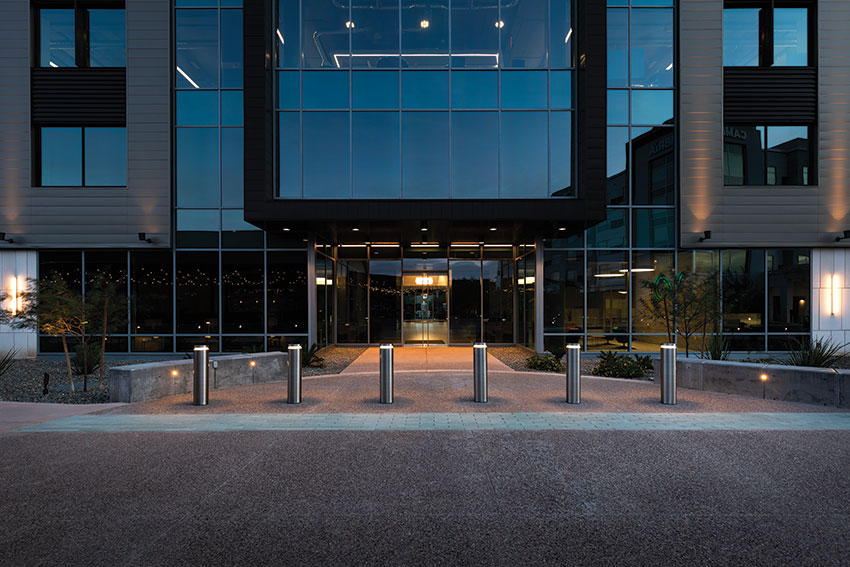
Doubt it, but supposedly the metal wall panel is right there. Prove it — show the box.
[724,67,817,124]
[31,68,126,124]
[0,0,171,249]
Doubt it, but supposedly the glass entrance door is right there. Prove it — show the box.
[402,273,448,345]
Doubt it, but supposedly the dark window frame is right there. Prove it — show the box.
[723,0,816,68]
[32,0,125,69]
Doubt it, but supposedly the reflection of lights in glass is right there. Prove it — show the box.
[345,21,355,28]
[176,66,199,89]
[618,291,628,295]
[517,277,536,286]
[49,61,59,68]
[495,20,505,28]
[415,276,434,286]
[420,19,429,29]
[315,277,331,286]
[594,273,625,278]
[665,63,673,71]
[618,268,655,273]
[564,28,573,44]
[276,28,285,45]
[410,243,439,248]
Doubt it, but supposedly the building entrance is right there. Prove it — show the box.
[402,274,448,345]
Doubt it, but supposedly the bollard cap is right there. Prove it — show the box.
[566,343,581,350]
[474,343,487,348]
[288,344,302,350]
[660,344,677,349]
[380,344,393,349]
[194,345,209,351]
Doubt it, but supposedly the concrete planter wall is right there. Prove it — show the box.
[654,358,850,408]
[109,352,288,403]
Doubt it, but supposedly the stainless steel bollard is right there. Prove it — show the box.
[287,344,302,404]
[473,343,488,403]
[193,345,210,406]
[566,343,581,404]
[660,343,677,405]
[379,344,394,404]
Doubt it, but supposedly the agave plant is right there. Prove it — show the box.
[0,349,17,380]
[784,337,848,368]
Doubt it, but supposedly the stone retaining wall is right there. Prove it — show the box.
[654,358,850,408]
[109,352,288,403]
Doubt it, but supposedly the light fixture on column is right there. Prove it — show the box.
[0,232,14,244]
[835,230,850,242]
[698,230,711,242]
[138,232,152,244]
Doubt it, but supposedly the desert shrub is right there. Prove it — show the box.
[705,334,730,360]
[71,341,101,376]
[783,337,848,368]
[0,349,17,379]
[303,343,325,368]
[526,353,564,372]
[592,351,653,379]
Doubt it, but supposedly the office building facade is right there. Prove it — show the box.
[0,0,847,357]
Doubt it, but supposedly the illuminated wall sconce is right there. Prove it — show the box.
[8,276,23,316]
[830,274,841,316]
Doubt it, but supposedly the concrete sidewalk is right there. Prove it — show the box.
[0,401,125,434]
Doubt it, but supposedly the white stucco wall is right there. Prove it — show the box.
[0,249,37,358]
[811,248,850,351]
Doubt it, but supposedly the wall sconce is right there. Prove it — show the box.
[698,230,711,242]
[138,232,152,244]
[0,232,14,244]
[8,276,23,316]
[835,230,850,242]
[830,274,841,316]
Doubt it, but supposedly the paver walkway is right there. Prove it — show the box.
[19,411,850,432]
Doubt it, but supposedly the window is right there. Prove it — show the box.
[723,2,811,67]
[36,3,126,68]
[723,124,812,185]
[39,127,126,187]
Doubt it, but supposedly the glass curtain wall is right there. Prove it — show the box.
[275,0,575,200]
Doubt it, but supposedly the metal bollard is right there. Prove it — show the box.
[660,343,677,405]
[287,344,302,404]
[193,345,209,406]
[379,344,394,404]
[566,343,581,404]
[473,343,488,403]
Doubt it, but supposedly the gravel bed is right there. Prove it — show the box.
[0,359,146,404]
[302,346,367,376]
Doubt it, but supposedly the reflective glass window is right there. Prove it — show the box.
[633,127,674,204]
[450,261,481,344]
[451,112,498,198]
[176,252,219,333]
[632,90,673,125]
[277,71,299,109]
[723,249,765,333]
[451,0,498,68]
[606,127,629,204]
[302,71,349,109]
[337,260,368,342]
[177,128,220,207]
[85,128,126,187]
[268,252,308,334]
[631,251,674,334]
[550,71,572,109]
[774,9,808,66]
[633,209,674,248]
[402,71,449,109]
[353,71,399,109]
[41,127,81,186]
[370,261,402,343]
[221,128,244,207]
[353,112,401,198]
[176,10,218,88]
[402,112,449,198]
[549,0,573,69]
[221,252,263,333]
[483,260,514,343]
[352,1,399,68]
[723,9,760,67]
[278,112,301,197]
[131,251,173,334]
[630,9,673,87]
[767,249,810,332]
[303,0,350,68]
[276,0,300,68]
[500,0,547,69]
[550,111,573,197]
[607,90,628,124]
[88,9,126,67]
[587,250,629,341]
[543,250,584,333]
[221,91,243,126]
[221,10,243,87]
[303,112,350,198]
[176,209,219,248]
[586,208,627,248]
[767,126,809,185]
[176,91,218,125]
[607,9,628,86]
[724,125,764,185]
[451,71,497,109]
[401,0,449,67]
[501,71,547,109]
[500,111,547,198]
[39,9,75,67]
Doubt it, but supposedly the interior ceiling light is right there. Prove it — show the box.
[665,62,673,71]
[420,19,429,29]
[352,222,360,232]
[495,20,505,28]
[345,21,355,29]
[558,226,568,231]
[420,221,428,232]
[176,66,199,89]
[618,268,655,273]
[276,28,285,44]
[564,28,573,44]
[594,273,625,278]
[489,226,497,231]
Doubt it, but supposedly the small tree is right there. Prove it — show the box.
[13,277,88,392]
[640,270,720,357]
[84,273,128,387]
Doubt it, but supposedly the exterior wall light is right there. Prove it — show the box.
[699,230,711,242]
[835,230,850,242]
[830,274,841,316]
[0,232,14,244]
[8,276,23,316]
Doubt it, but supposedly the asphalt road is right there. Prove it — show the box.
[2,428,849,566]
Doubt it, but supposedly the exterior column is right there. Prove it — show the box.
[811,248,850,352]
[0,249,37,358]
[306,237,317,348]
[535,238,545,353]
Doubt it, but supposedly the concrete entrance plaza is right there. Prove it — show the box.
[2,348,850,566]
